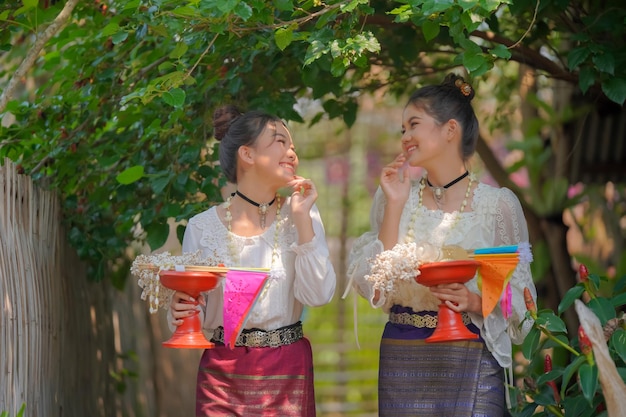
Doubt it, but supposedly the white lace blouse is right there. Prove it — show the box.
[347,180,537,368]
[182,198,336,334]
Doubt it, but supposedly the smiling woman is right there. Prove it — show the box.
[347,73,537,417]
[168,105,336,416]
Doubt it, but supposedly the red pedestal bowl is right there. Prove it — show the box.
[416,260,480,343]
[160,270,224,349]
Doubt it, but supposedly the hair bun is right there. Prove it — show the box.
[213,105,242,141]
[442,73,475,101]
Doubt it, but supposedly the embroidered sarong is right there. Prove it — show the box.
[378,306,506,417]
[196,337,315,417]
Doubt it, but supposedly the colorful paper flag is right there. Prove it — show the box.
[222,269,270,349]
[476,254,519,318]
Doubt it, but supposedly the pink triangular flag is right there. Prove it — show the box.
[223,270,270,349]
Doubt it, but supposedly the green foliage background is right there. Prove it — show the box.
[2,1,626,414]
[2,0,625,282]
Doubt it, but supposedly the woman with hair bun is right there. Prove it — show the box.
[347,74,537,416]
[170,105,336,416]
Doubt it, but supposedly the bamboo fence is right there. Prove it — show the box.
[0,159,118,416]
[0,158,203,417]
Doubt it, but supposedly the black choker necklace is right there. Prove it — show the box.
[233,190,276,229]
[426,171,469,204]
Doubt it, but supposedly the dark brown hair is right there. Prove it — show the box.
[405,73,479,160]
[213,105,284,183]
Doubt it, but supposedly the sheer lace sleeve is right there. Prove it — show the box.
[471,187,537,367]
[346,187,387,308]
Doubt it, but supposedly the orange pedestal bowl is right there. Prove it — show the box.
[160,270,224,349]
[416,260,480,343]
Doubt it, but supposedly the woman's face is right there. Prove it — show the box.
[251,121,299,185]
[401,103,449,168]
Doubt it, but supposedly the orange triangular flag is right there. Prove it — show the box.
[223,270,270,349]
[476,256,519,318]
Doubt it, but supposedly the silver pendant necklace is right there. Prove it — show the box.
[426,170,469,208]
[233,190,276,229]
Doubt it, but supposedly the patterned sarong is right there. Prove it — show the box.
[195,337,315,417]
[379,307,506,417]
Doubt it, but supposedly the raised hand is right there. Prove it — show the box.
[380,153,411,205]
[287,175,318,216]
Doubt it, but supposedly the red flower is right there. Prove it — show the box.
[579,264,589,282]
[544,354,561,403]
[524,287,536,316]
[578,325,593,356]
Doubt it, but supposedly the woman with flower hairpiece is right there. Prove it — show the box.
[169,105,336,416]
[346,73,537,416]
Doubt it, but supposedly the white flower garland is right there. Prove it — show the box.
[130,250,208,314]
[365,242,442,296]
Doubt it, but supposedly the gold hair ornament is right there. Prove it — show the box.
[455,78,472,96]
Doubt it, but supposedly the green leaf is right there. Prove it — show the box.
[612,329,626,363]
[536,311,568,333]
[601,77,626,105]
[101,22,121,37]
[389,4,412,22]
[150,175,170,194]
[611,292,626,308]
[517,402,538,417]
[343,0,370,12]
[145,221,170,251]
[422,0,455,14]
[171,6,197,18]
[275,0,293,11]
[537,369,563,385]
[463,52,486,72]
[543,333,570,350]
[587,297,616,323]
[14,0,37,16]
[558,284,585,314]
[561,395,595,417]
[568,46,591,70]
[275,26,294,51]
[111,31,129,45]
[592,52,615,75]
[343,100,358,127]
[116,165,144,185]
[578,66,596,94]
[560,355,587,399]
[522,327,541,359]
[121,0,141,11]
[169,42,188,60]
[162,88,186,108]
[578,363,598,406]
[422,19,440,42]
[304,39,329,66]
[176,224,186,244]
[588,272,602,290]
[491,44,511,59]
[460,10,480,32]
[234,2,253,21]
[161,203,181,218]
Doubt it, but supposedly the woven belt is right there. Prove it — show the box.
[389,311,471,328]
[211,321,303,348]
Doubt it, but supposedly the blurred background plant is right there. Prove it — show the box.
[510,264,626,416]
[1,404,25,417]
